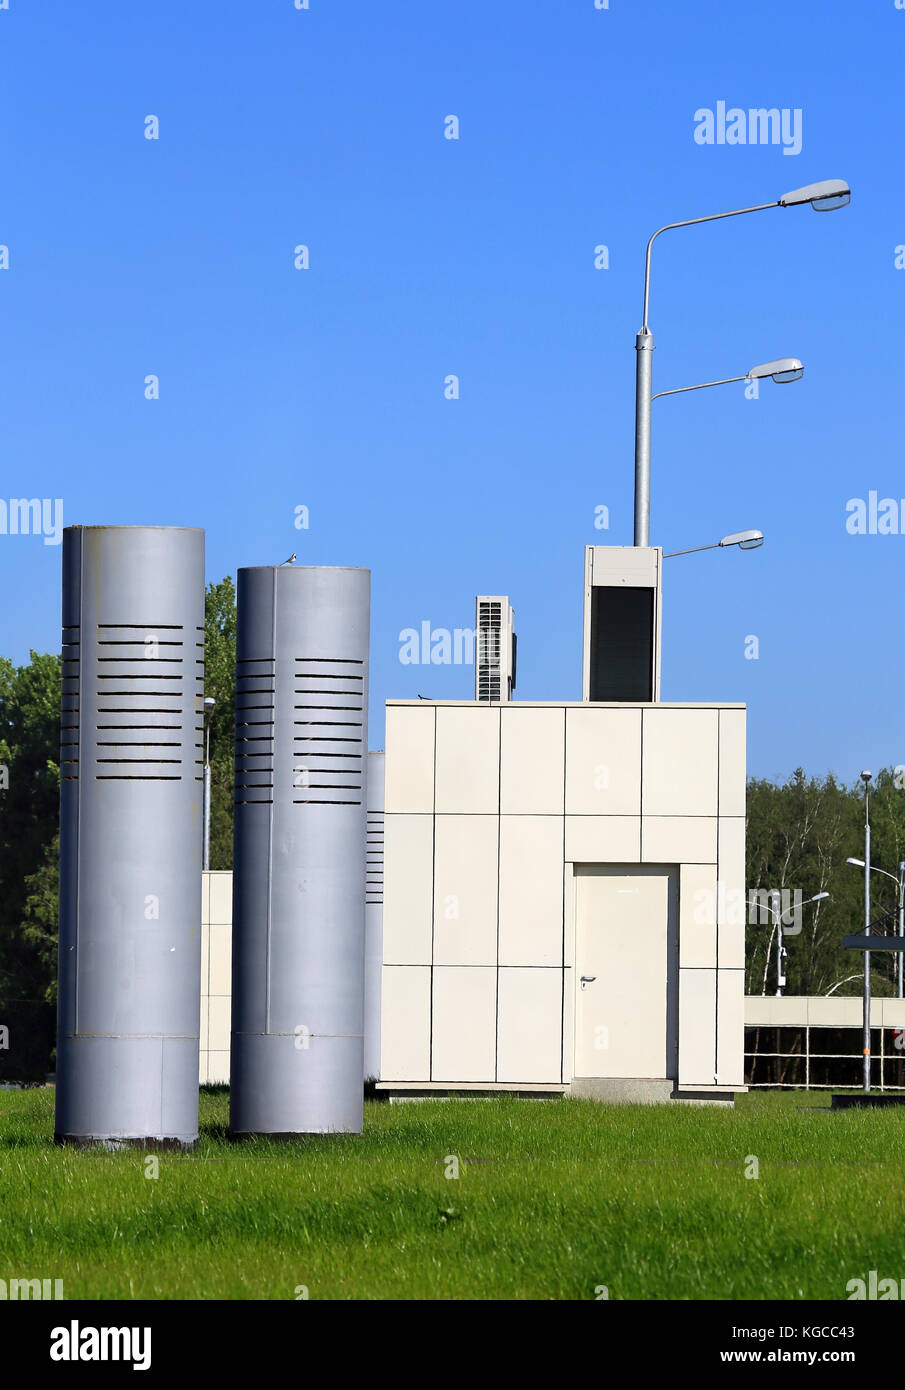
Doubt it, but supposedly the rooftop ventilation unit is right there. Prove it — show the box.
[475,596,516,702]
[582,546,661,702]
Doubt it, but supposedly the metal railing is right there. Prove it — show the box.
[745,1025,905,1090]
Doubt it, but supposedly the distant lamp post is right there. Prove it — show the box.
[633,178,850,545]
[663,529,764,559]
[765,891,830,996]
[850,771,874,1091]
[203,695,216,872]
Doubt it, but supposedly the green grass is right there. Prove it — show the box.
[2,1087,905,1299]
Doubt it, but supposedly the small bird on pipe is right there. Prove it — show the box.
[281,553,297,565]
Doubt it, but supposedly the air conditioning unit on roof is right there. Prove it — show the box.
[475,596,516,702]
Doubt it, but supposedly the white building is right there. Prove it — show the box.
[376,698,746,1103]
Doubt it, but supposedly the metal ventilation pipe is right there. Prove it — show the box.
[55,525,205,1148]
[229,565,370,1135]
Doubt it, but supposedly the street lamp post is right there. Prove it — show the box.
[857,771,873,1091]
[203,695,216,872]
[846,852,905,1003]
[762,891,830,997]
[633,179,851,547]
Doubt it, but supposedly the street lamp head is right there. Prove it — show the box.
[861,769,873,785]
[846,857,865,868]
[204,696,216,713]
[810,892,830,903]
[719,529,764,551]
[747,357,804,385]
[779,179,851,211]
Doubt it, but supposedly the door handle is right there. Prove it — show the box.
[580,974,596,990]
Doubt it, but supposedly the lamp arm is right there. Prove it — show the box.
[642,201,780,331]
[652,375,748,402]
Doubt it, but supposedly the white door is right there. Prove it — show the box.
[574,865,677,1080]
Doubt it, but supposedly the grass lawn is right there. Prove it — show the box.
[1,1086,904,1300]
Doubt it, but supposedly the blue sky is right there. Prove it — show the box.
[0,0,901,782]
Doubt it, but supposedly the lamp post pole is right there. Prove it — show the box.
[862,772,872,1092]
[633,329,654,547]
[633,181,851,547]
[772,890,785,998]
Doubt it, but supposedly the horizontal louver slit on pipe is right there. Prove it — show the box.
[88,623,191,781]
[366,809,384,903]
[59,633,81,781]
[233,659,274,801]
[287,656,368,806]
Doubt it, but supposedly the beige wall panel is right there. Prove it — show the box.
[678,968,716,1086]
[718,708,747,818]
[717,817,747,969]
[383,814,434,965]
[564,815,641,864]
[497,968,562,1083]
[209,922,232,997]
[435,706,500,814]
[209,870,233,924]
[431,966,497,1082]
[381,965,431,1081]
[499,815,563,966]
[679,864,718,969]
[642,816,717,864]
[642,708,719,817]
[500,707,565,815]
[433,815,499,965]
[208,996,232,1056]
[716,969,745,1088]
[385,705,435,813]
[565,708,642,816]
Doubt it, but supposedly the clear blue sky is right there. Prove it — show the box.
[1,0,901,783]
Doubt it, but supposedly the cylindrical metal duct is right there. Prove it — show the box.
[229,565,370,1135]
[364,750,384,1082]
[55,525,205,1147]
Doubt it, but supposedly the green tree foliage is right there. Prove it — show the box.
[745,767,905,998]
[204,576,237,870]
[0,652,61,1076]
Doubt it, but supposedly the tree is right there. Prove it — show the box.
[0,651,61,1077]
[204,576,237,869]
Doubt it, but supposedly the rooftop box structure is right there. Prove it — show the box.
[583,546,661,702]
